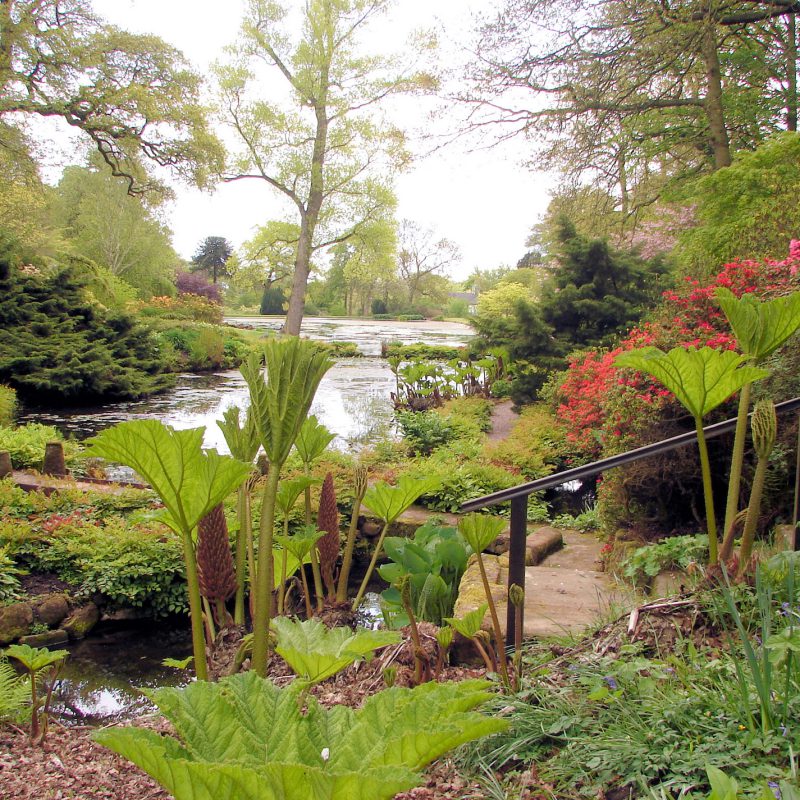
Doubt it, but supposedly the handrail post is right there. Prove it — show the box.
[506,495,527,648]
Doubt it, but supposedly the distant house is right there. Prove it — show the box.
[447,290,478,315]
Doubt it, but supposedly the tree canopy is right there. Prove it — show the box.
[0,0,223,195]
[217,0,430,334]
[192,237,234,284]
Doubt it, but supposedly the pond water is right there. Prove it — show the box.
[19,317,474,453]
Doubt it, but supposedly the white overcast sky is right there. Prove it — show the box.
[85,0,553,280]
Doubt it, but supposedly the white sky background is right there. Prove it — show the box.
[85,0,553,281]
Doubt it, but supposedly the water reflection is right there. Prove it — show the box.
[52,621,191,724]
[18,318,474,453]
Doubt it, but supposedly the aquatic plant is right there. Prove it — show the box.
[241,341,332,676]
[87,421,252,680]
[94,672,507,800]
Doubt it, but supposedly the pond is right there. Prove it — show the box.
[19,317,474,453]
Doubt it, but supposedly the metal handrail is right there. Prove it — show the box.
[459,395,800,646]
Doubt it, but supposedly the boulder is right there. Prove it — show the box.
[485,526,563,566]
[62,603,100,640]
[0,602,33,644]
[33,593,70,627]
[19,629,69,648]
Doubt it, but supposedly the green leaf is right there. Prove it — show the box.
[276,525,325,564]
[216,405,260,464]
[276,476,318,516]
[5,643,68,672]
[94,672,506,800]
[614,346,769,420]
[458,514,506,554]
[716,287,800,360]
[272,617,400,685]
[362,476,441,525]
[241,340,332,467]
[444,604,489,639]
[270,545,308,589]
[86,420,252,537]
[294,415,337,466]
[707,765,739,800]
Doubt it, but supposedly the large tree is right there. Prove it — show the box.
[217,0,429,334]
[191,236,234,284]
[397,220,460,307]
[51,158,179,297]
[469,0,800,226]
[0,0,222,195]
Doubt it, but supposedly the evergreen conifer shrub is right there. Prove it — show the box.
[0,241,173,404]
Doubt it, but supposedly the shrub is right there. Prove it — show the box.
[371,298,388,315]
[0,424,81,470]
[153,323,253,372]
[396,411,457,456]
[175,271,222,303]
[1,516,187,618]
[0,384,15,427]
[138,294,223,324]
[260,285,286,315]
[0,253,172,403]
[620,534,709,585]
[484,405,573,479]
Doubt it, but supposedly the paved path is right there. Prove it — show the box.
[455,527,633,640]
[485,399,518,442]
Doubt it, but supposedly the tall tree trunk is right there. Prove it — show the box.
[788,13,798,131]
[284,101,328,335]
[701,18,732,169]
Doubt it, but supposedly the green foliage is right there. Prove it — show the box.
[362,476,441,526]
[678,134,800,275]
[716,287,800,361]
[459,514,506,554]
[272,617,400,687]
[260,286,286,315]
[444,604,489,640]
[0,656,29,722]
[0,384,16,427]
[139,295,222,324]
[2,517,187,617]
[396,411,458,456]
[615,347,769,421]
[0,424,81,470]
[0,254,173,403]
[87,422,251,538]
[294,415,337,466]
[0,546,25,604]
[382,342,465,361]
[378,522,471,626]
[94,672,507,800]
[217,405,260,465]
[52,160,179,298]
[621,535,709,585]
[243,344,333,467]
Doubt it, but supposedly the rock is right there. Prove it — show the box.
[360,520,383,538]
[525,527,564,566]
[651,570,687,598]
[33,593,70,627]
[62,603,100,640]
[19,629,69,647]
[0,451,11,477]
[0,602,33,644]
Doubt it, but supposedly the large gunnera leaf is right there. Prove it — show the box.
[94,672,507,800]
[272,617,400,685]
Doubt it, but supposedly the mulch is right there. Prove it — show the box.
[0,622,496,800]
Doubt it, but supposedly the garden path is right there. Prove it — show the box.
[485,398,518,441]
